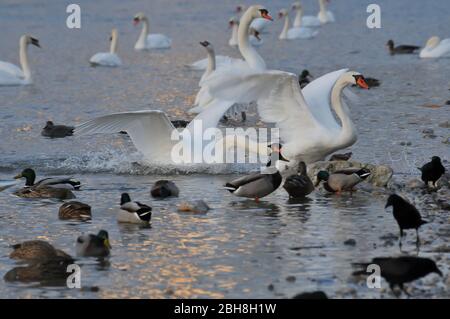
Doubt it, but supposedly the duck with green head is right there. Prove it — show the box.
[316,168,371,193]
[14,168,80,199]
[283,161,315,198]
[76,230,111,257]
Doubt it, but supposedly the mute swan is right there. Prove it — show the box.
[420,36,450,59]
[317,0,335,24]
[133,12,172,50]
[386,40,420,55]
[0,35,40,86]
[229,18,263,47]
[278,9,318,40]
[292,1,320,27]
[89,28,122,67]
[206,66,370,167]
[236,5,272,33]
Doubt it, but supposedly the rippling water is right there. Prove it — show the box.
[0,0,449,298]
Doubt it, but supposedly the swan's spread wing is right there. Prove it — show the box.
[302,69,348,132]
[75,111,176,162]
[205,65,323,145]
[0,61,24,78]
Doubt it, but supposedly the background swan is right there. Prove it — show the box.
[133,12,172,50]
[89,28,122,67]
[278,9,318,40]
[317,0,335,24]
[230,18,264,47]
[293,1,321,27]
[420,36,450,58]
[0,35,40,86]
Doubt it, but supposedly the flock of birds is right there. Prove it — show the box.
[0,1,449,297]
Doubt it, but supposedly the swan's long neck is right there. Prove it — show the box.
[293,9,302,27]
[110,33,118,54]
[319,0,327,14]
[138,18,149,44]
[230,23,239,45]
[330,79,357,148]
[238,12,266,70]
[280,15,290,39]
[204,48,216,78]
[19,36,31,80]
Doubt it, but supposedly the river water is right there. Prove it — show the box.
[0,0,449,298]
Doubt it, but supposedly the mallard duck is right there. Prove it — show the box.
[41,121,74,138]
[329,152,353,161]
[418,156,445,187]
[151,180,179,198]
[385,194,428,246]
[225,144,289,202]
[76,230,111,257]
[283,162,314,198]
[59,201,92,220]
[298,70,312,88]
[4,259,72,285]
[315,168,371,193]
[117,193,152,224]
[386,40,420,55]
[9,240,72,262]
[14,168,79,199]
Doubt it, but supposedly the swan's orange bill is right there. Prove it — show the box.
[357,77,369,89]
[262,13,273,21]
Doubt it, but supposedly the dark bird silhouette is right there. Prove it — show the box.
[171,120,189,128]
[41,121,74,138]
[385,194,427,246]
[283,161,314,198]
[151,180,179,198]
[418,156,445,187]
[353,256,442,296]
[386,40,420,55]
[292,291,328,299]
[329,152,353,161]
[298,70,312,88]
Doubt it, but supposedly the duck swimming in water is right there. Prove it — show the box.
[76,230,111,257]
[315,168,371,193]
[386,40,420,55]
[14,168,79,199]
[225,144,289,202]
[58,201,92,220]
[118,193,152,225]
[41,121,74,138]
[151,180,179,198]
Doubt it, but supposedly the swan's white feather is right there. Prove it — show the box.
[74,111,176,162]
[146,34,172,49]
[250,18,271,32]
[302,69,349,132]
[0,61,24,78]
[287,27,319,40]
[301,16,321,27]
[89,52,122,67]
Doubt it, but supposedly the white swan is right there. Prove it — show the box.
[133,12,172,50]
[207,68,369,167]
[278,9,318,40]
[317,0,335,24]
[0,35,40,86]
[89,28,122,67]
[292,1,320,27]
[420,36,450,59]
[236,5,272,33]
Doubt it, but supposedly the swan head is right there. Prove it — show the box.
[229,17,239,28]
[425,36,440,49]
[278,9,289,19]
[133,12,147,25]
[291,2,302,11]
[21,35,40,48]
[344,72,369,89]
[199,41,214,52]
[249,28,261,40]
[110,28,118,41]
[246,5,273,21]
